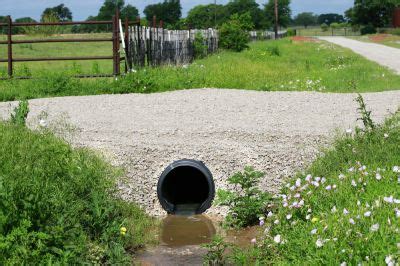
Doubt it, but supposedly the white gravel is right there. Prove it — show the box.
[1,89,399,216]
[318,37,400,74]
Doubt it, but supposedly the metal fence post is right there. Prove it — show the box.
[7,16,13,78]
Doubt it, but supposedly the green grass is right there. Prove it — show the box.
[230,109,400,265]
[350,34,400,49]
[296,27,361,37]
[0,33,114,76]
[0,116,156,264]
[1,38,400,102]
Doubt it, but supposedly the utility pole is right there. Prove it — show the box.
[214,0,217,28]
[274,0,279,39]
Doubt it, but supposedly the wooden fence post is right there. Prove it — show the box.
[124,17,130,71]
[112,10,120,76]
[7,16,13,78]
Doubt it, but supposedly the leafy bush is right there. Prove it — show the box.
[388,28,400,36]
[330,22,341,29]
[0,121,155,264]
[219,12,254,52]
[216,166,271,228]
[10,100,29,126]
[266,45,281,56]
[193,32,208,59]
[361,24,377,35]
[321,23,329,32]
[286,28,296,37]
[202,235,231,265]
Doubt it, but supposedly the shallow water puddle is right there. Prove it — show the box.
[136,215,216,265]
[136,215,259,265]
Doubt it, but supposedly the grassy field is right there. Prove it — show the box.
[0,105,156,264]
[1,37,400,101]
[225,105,400,265]
[296,27,361,37]
[350,34,400,49]
[0,33,114,77]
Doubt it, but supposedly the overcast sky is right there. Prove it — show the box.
[2,0,354,21]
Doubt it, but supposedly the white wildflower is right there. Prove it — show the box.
[340,262,347,266]
[315,239,324,248]
[343,208,349,215]
[305,174,312,182]
[331,206,337,213]
[321,177,326,184]
[376,173,382,181]
[274,235,281,244]
[295,178,301,187]
[267,211,273,218]
[351,180,357,187]
[385,255,394,266]
[393,166,400,173]
[286,214,292,220]
[325,185,332,191]
[274,219,280,224]
[384,196,394,203]
[384,133,389,138]
[364,211,372,217]
[349,218,355,225]
[357,200,361,206]
[311,229,317,235]
[348,167,355,172]
[332,184,337,189]
[370,223,379,232]
[346,128,352,134]
[339,174,345,180]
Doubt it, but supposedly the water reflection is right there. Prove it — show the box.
[161,215,216,247]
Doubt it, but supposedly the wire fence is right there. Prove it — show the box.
[127,26,218,68]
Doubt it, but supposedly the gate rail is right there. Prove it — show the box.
[0,10,138,79]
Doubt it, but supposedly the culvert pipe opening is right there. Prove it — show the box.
[157,160,215,215]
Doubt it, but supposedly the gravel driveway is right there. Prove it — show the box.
[319,37,400,74]
[1,89,399,216]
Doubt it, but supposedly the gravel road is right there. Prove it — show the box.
[319,37,400,74]
[1,89,399,216]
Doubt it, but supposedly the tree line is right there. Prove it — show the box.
[1,0,399,34]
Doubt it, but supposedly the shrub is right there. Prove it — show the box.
[388,28,400,36]
[0,122,155,264]
[193,32,208,59]
[216,166,271,228]
[321,23,329,32]
[219,12,254,52]
[266,45,281,56]
[202,235,231,265]
[10,100,29,126]
[361,24,377,35]
[330,22,341,29]
[286,28,296,37]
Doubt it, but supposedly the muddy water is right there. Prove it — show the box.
[136,215,259,265]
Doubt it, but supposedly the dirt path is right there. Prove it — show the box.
[1,89,399,216]
[318,37,400,74]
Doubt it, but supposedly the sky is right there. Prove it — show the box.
[1,0,354,21]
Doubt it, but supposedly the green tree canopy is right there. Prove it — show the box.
[346,0,400,27]
[225,0,264,29]
[293,12,318,28]
[186,4,228,29]
[264,0,292,28]
[41,4,72,21]
[143,0,182,26]
[317,13,345,25]
[121,4,139,21]
[97,0,125,20]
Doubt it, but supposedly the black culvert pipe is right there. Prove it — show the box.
[157,159,215,215]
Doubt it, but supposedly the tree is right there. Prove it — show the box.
[121,4,139,21]
[97,0,125,20]
[345,0,400,28]
[225,0,264,29]
[186,4,228,29]
[14,17,37,34]
[219,12,254,52]
[317,13,345,25]
[41,4,72,21]
[293,12,318,28]
[143,0,182,26]
[264,0,291,29]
